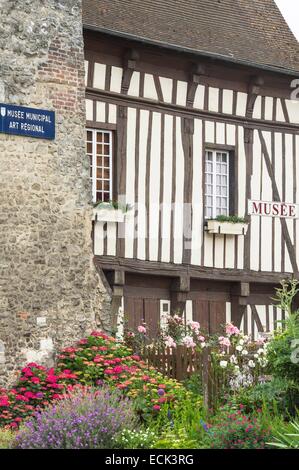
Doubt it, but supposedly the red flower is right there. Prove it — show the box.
[31,377,40,384]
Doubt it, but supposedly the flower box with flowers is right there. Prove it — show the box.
[206,219,248,235]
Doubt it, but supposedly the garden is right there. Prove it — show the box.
[0,280,298,449]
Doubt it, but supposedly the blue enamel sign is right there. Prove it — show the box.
[0,103,55,140]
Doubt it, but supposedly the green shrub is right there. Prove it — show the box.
[151,428,199,449]
[183,373,203,396]
[266,314,299,383]
[233,377,299,417]
[201,407,271,449]
[268,418,299,449]
[0,428,15,448]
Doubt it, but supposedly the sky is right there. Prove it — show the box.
[275,0,299,40]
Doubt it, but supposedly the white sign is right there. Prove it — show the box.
[248,200,299,219]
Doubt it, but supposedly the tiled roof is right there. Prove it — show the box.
[82,0,299,74]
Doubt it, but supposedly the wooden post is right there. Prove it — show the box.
[202,347,213,412]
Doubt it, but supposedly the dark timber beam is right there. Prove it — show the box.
[170,275,190,316]
[95,256,294,285]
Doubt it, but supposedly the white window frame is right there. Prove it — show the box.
[204,149,229,219]
[86,128,113,203]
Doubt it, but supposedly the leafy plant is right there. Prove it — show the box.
[0,428,15,448]
[268,418,299,449]
[266,314,299,383]
[213,215,246,224]
[152,427,199,449]
[233,377,299,417]
[201,406,271,449]
[14,387,137,449]
[93,200,132,213]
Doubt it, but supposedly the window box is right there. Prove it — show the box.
[92,206,125,223]
[206,219,248,235]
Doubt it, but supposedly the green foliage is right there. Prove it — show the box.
[268,417,299,449]
[233,377,299,417]
[214,215,246,224]
[272,279,299,316]
[183,373,203,396]
[202,406,271,449]
[0,429,15,448]
[93,200,132,213]
[151,428,199,449]
[266,314,299,382]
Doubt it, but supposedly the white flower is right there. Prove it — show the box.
[254,353,259,359]
[241,349,248,355]
[230,354,238,364]
[220,351,226,356]
[248,360,255,368]
[200,342,206,348]
[239,339,244,346]
[236,345,243,352]
[257,348,264,355]
[220,360,228,368]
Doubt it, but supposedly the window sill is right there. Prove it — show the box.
[205,220,248,235]
[92,207,126,223]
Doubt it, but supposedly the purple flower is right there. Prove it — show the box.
[157,388,165,396]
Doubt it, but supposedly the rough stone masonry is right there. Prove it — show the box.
[0,0,111,386]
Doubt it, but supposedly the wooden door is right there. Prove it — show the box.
[193,300,226,335]
[124,297,160,338]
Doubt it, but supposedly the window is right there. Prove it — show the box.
[86,129,113,203]
[204,149,229,219]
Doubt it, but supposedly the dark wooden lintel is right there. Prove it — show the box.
[95,256,294,285]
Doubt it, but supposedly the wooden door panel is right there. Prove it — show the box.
[124,297,144,330]
[193,300,210,335]
[209,301,226,334]
[193,299,226,335]
[144,299,160,338]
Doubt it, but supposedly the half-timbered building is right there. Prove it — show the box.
[83,0,299,339]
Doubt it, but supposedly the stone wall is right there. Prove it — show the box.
[0,0,111,386]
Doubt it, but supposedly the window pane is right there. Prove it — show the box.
[96,132,104,143]
[204,148,230,218]
[87,129,113,203]
[221,164,227,174]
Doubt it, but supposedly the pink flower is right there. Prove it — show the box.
[182,336,196,348]
[31,377,40,384]
[189,321,200,331]
[218,336,231,348]
[225,323,240,336]
[153,405,161,411]
[126,332,135,337]
[197,335,205,342]
[165,336,176,348]
[137,325,146,334]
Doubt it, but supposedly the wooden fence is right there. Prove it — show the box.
[142,345,263,410]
